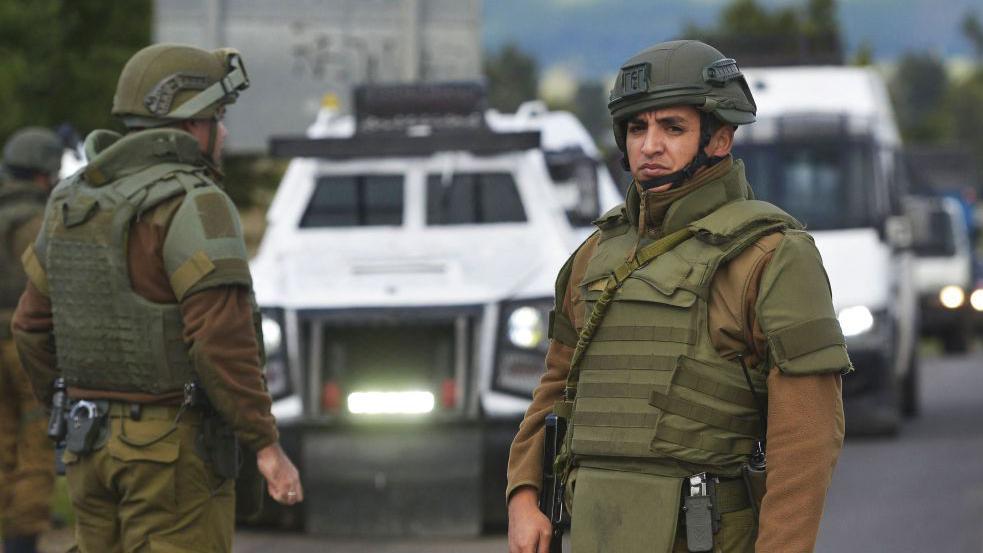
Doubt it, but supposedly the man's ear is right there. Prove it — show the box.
[706,125,736,157]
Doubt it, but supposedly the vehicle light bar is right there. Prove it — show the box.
[347,391,435,415]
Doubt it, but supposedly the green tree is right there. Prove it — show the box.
[0,0,151,144]
[483,43,538,113]
[683,0,842,66]
[962,10,983,60]
[891,52,951,143]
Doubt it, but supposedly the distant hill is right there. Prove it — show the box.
[483,0,980,78]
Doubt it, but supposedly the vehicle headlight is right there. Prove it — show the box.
[837,305,875,337]
[971,289,983,312]
[496,299,553,397]
[939,285,966,309]
[262,315,283,355]
[260,310,290,400]
[508,306,546,349]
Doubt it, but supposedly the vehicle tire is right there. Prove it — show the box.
[901,348,919,418]
[942,327,970,354]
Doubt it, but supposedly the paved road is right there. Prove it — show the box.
[227,351,983,552]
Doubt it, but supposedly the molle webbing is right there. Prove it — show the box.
[565,227,695,393]
[45,165,197,394]
[566,204,782,472]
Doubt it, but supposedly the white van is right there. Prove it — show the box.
[732,66,919,434]
[909,195,974,351]
[250,83,621,535]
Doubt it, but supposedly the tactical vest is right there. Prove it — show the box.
[566,163,802,478]
[38,130,220,394]
[0,180,47,334]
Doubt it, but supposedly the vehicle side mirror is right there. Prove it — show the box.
[885,215,913,250]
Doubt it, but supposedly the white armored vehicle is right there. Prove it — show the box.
[250,83,621,535]
[733,66,919,434]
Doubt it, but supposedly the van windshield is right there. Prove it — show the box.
[733,141,875,231]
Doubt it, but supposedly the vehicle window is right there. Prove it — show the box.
[913,210,957,257]
[547,152,600,227]
[426,172,526,225]
[734,141,875,231]
[300,175,403,227]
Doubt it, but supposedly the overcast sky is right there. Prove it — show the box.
[483,0,981,79]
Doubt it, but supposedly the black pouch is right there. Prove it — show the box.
[197,415,241,480]
[742,463,766,519]
[65,401,108,455]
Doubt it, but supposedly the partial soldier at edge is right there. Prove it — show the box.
[507,40,850,553]
[0,127,62,553]
[11,44,302,552]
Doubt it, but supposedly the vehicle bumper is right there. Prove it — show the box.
[842,327,900,435]
[291,419,508,537]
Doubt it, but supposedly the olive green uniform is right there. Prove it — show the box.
[507,40,849,553]
[14,127,273,553]
[11,44,272,553]
[556,161,850,552]
[0,168,57,542]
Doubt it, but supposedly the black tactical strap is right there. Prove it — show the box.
[768,317,845,363]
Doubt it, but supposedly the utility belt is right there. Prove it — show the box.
[51,382,241,481]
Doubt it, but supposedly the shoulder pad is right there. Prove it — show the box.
[162,185,251,301]
[756,230,853,376]
[689,200,802,245]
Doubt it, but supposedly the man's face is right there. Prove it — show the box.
[625,106,703,192]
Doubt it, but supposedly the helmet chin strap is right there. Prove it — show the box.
[200,115,225,182]
[636,112,724,192]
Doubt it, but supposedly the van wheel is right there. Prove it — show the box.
[942,324,970,353]
[901,350,919,418]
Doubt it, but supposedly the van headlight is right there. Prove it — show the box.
[939,285,966,309]
[496,299,552,396]
[970,289,983,312]
[260,310,291,400]
[837,305,875,337]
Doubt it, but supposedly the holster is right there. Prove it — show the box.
[196,413,240,480]
[742,463,766,520]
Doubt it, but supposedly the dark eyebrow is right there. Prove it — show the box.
[656,115,688,126]
[627,116,647,126]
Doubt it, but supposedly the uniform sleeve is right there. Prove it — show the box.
[747,231,846,553]
[180,285,278,451]
[11,281,57,406]
[505,235,599,501]
[756,367,844,553]
[755,230,853,376]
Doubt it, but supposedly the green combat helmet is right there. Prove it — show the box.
[112,43,250,129]
[2,127,62,178]
[608,40,757,186]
